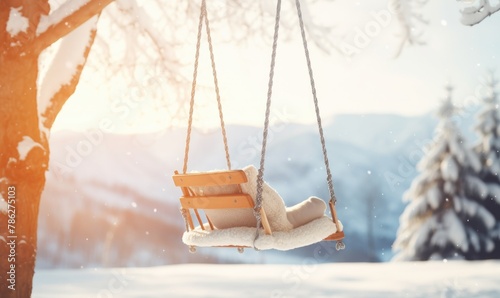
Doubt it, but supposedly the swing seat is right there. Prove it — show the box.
[172,165,344,251]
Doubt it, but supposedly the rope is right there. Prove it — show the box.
[294,0,337,206]
[180,208,190,232]
[203,4,231,170]
[253,0,341,249]
[183,0,231,173]
[253,0,282,249]
[182,0,205,174]
[295,0,343,249]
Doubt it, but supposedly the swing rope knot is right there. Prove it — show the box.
[336,241,346,251]
[180,208,190,232]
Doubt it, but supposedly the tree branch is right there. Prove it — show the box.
[459,0,500,26]
[33,0,114,53]
[41,16,99,130]
[391,0,428,57]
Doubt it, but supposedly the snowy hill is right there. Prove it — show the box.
[32,261,500,298]
[38,112,479,268]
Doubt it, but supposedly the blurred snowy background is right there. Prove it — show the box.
[32,0,500,270]
[38,111,477,268]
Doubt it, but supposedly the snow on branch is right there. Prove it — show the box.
[0,192,6,214]
[6,6,29,37]
[34,0,114,52]
[37,0,92,35]
[391,0,428,57]
[39,16,99,130]
[17,136,43,161]
[457,0,500,26]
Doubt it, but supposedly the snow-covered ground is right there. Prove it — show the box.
[33,261,500,297]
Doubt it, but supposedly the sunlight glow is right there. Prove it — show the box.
[51,0,500,133]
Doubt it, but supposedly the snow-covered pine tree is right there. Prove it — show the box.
[393,85,495,261]
[473,73,500,259]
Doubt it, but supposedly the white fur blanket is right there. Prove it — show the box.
[183,216,342,251]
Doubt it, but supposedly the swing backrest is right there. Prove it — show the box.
[173,170,272,234]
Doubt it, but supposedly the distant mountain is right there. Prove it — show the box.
[37,111,480,268]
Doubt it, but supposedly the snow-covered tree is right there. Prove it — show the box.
[393,85,496,261]
[1,2,113,297]
[473,72,500,259]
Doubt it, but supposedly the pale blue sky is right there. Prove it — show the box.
[52,0,500,133]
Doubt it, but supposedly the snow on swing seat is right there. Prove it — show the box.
[183,216,342,251]
[173,165,343,251]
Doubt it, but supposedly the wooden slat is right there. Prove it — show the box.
[260,207,272,235]
[206,214,215,230]
[173,170,248,187]
[327,201,345,243]
[194,209,204,230]
[179,194,254,209]
[323,231,345,241]
[174,171,191,197]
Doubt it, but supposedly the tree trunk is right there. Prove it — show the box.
[1,0,111,295]
[0,46,48,298]
[1,2,49,296]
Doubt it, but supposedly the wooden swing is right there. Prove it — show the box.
[172,0,344,253]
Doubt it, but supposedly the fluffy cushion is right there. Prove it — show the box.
[286,197,327,229]
[240,165,293,231]
[189,165,326,232]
